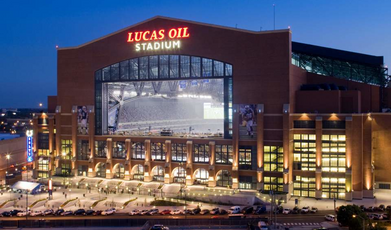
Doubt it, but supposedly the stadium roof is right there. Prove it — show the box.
[292,41,384,67]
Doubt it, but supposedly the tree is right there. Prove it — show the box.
[337,205,368,230]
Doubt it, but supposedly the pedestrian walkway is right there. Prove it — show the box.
[282,222,321,226]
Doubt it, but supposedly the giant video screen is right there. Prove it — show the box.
[104,78,224,137]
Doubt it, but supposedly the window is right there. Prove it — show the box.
[61,163,71,176]
[225,64,233,76]
[322,135,346,173]
[194,168,209,185]
[152,166,164,182]
[78,165,88,177]
[113,141,126,159]
[151,143,166,161]
[139,56,148,79]
[61,140,72,160]
[111,63,119,81]
[149,56,158,79]
[96,163,106,178]
[129,58,138,80]
[193,144,209,163]
[216,170,232,187]
[132,142,145,159]
[132,164,144,181]
[191,57,201,77]
[239,147,252,170]
[77,140,89,160]
[202,58,212,77]
[95,141,107,158]
[213,60,224,76]
[114,164,125,179]
[38,172,48,178]
[322,120,345,129]
[264,146,283,172]
[169,55,179,78]
[38,133,49,156]
[215,145,233,164]
[171,143,187,162]
[293,134,316,171]
[322,177,346,199]
[294,120,315,129]
[293,176,316,198]
[38,158,49,171]
[119,60,129,80]
[172,167,186,183]
[263,177,283,192]
[180,56,190,78]
[239,176,257,190]
[159,55,169,78]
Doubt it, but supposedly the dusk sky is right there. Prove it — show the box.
[0,0,390,108]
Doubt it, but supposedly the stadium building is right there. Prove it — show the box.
[32,16,391,201]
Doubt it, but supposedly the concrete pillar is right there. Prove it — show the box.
[315,116,322,199]
[282,104,290,193]
[352,115,364,199]
[124,139,131,180]
[106,138,113,179]
[208,141,216,187]
[71,106,78,176]
[345,168,353,201]
[232,104,240,171]
[164,140,171,184]
[363,114,374,198]
[144,140,152,182]
[48,117,55,173]
[256,104,264,190]
[55,106,61,170]
[186,141,193,185]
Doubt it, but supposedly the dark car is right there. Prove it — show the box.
[183,209,192,215]
[10,210,22,216]
[378,205,385,211]
[54,209,65,216]
[150,224,169,230]
[292,206,300,214]
[219,209,228,215]
[61,210,73,216]
[200,209,210,215]
[242,206,254,214]
[1,211,11,217]
[85,210,95,215]
[386,205,391,210]
[74,209,86,215]
[254,206,266,214]
[359,205,366,211]
[192,207,201,215]
[93,210,102,216]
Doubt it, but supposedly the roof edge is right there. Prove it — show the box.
[58,15,290,50]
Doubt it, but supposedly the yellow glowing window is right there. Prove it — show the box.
[331,135,338,141]
[302,134,308,140]
[322,135,329,141]
[331,178,338,183]
[309,134,316,140]
[330,167,338,172]
[339,178,346,183]
[322,167,330,172]
[322,148,330,152]
[294,134,301,140]
[339,148,346,153]
[339,135,346,141]
[339,168,346,173]
[322,178,330,183]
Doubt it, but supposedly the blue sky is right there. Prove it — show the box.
[0,0,390,108]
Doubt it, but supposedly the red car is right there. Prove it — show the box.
[160,209,171,215]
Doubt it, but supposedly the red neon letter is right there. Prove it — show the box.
[150,30,158,40]
[182,27,190,38]
[134,32,142,42]
[158,29,165,40]
[127,32,134,42]
[142,31,150,41]
[168,28,178,39]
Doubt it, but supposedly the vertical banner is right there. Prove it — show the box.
[77,106,89,134]
[26,130,33,162]
[239,104,257,139]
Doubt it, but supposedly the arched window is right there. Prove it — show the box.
[113,163,125,179]
[194,168,209,185]
[216,170,232,187]
[172,167,186,183]
[151,166,164,182]
[151,143,166,161]
[96,162,106,178]
[131,164,144,181]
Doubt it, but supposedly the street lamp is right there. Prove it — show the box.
[353,214,365,230]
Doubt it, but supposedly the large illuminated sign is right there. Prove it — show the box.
[127,27,190,52]
[26,130,33,163]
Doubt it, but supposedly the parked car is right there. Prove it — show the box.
[85,210,95,216]
[311,207,318,213]
[210,208,219,215]
[140,209,150,215]
[61,210,73,216]
[43,209,54,216]
[360,205,366,212]
[101,208,116,216]
[292,206,300,214]
[150,224,169,230]
[30,211,43,217]
[148,209,159,215]
[74,209,86,216]
[373,213,383,220]
[10,210,22,216]
[367,214,375,220]
[282,208,291,215]
[54,209,64,216]
[228,206,241,214]
[1,211,11,217]
[93,210,102,216]
[200,209,210,215]
[254,206,266,214]
[378,205,385,211]
[301,206,310,214]
[386,205,391,210]
[17,211,30,217]
[366,206,375,212]
[242,206,254,214]
[219,209,228,215]
[160,209,171,215]
[382,213,389,219]
[129,209,140,216]
[325,214,336,221]
[192,207,201,215]
[170,209,182,215]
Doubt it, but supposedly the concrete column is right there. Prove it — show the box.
[256,104,264,190]
[55,107,61,170]
[363,114,374,198]
[71,106,78,176]
[315,116,322,199]
[164,140,171,184]
[352,115,363,199]
[282,104,291,194]
[124,139,131,180]
[48,117,54,173]
[186,141,193,185]
[345,117,353,200]
[345,168,353,201]
[106,138,113,179]
[144,140,152,182]
[232,104,240,171]
[208,141,216,187]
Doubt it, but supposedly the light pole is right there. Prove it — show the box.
[353,214,365,230]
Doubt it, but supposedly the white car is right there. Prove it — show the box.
[228,206,241,214]
[140,209,150,215]
[170,209,182,215]
[301,206,310,213]
[129,209,140,216]
[17,211,30,217]
[325,214,336,221]
[30,211,43,217]
[282,208,291,214]
[101,208,116,216]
